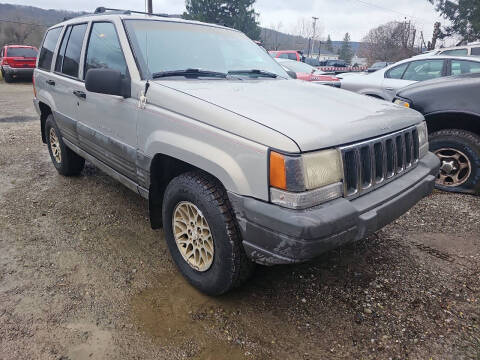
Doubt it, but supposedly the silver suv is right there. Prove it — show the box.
[33,8,440,295]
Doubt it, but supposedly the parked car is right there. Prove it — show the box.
[367,61,392,72]
[269,50,304,62]
[275,58,340,87]
[393,73,480,194]
[340,56,480,101]
[412,43,480,59]
[34,8,439,295]
[321,59,349,67]
[304,57,322,67]
[0,45,38,82]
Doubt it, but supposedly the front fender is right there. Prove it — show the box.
[141,108,270,201]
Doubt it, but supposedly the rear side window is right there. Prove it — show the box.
[55,26,72,72]
[38,27,62,71]
[6,47,37,57]
[84,22,128,78]
[402,59,444,81]
[61,23,87,78]
[451,60,480,75]
[472,47,480,56]
[287,53,298,60]
[440,48,468,56]
[386,63,408,79]
[278,53,289,59]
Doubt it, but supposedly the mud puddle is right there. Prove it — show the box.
[131,272,249,359]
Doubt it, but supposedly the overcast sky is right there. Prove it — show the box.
[5,0,448,43]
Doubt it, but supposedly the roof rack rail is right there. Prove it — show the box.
[94,7,169,17]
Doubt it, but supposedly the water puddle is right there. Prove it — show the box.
[131,272,247,359]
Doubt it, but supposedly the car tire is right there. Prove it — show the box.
[3,72,13,83]
[429,129,480,194]
[45,115,85,176]
[162,171,255,296]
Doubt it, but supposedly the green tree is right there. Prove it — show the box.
[338,32,353,63]
[429,0,480,42]
[326,34,333,52]
[183,0,261,40]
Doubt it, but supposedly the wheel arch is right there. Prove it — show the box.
[425,111,480,136]
[38,101,53,143]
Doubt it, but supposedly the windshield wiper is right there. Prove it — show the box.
[227,69,278,78]
[152,68,228,79]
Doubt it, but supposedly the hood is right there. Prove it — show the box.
[155,79,424,152]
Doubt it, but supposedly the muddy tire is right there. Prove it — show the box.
[162,171,255,296]
[3,72,13,83]
[429,129,480,194]
[45,115,85,176]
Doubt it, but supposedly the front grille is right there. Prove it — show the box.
[340,126,419,198]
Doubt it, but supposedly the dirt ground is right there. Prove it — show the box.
[0,80,479,360]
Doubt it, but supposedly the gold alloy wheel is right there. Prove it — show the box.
[434,147,472,187]
[49,128,62,163]
[172,201,214,272]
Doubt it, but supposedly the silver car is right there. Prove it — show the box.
[33,8,439,295]
[340,56,480,101]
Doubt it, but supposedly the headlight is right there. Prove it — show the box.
[269,150,343,209]
[393,98,411,108]
[416,121,429,158]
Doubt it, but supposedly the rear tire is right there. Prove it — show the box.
[429,129,480,194]
[162,171,255,296]
[45,115,85,176]
[3,72,13,83]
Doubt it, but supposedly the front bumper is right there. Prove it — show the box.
[229,152,440,265]
[2,65,34,78]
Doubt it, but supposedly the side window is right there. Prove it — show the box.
[287,53,298,60]
[38,27,62,71]
[84,22,128,78]
[55,26,72,72]
[385,63,408,79]
[440,48,468,56]
[402,59,444,81]
[61,23,87,78]
[451,60,480,75]
[278,53,289,59]
[471,47,480,56]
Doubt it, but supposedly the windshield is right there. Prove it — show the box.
[280,60,315,73]
[124,20,289,79]
[7,47,37,57]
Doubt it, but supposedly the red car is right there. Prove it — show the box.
[0,45,38,82]
[269,50,304,62]
[276,58,341,87]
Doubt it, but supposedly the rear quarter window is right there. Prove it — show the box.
[38,27,63,71]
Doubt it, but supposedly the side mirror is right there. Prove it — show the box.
[286,70,297,79]
[85,68,130,98]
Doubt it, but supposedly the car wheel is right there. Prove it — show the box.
[162,171,255,295]
[3,72,13,83]
[429,129,480,194]
[45,115,85,176]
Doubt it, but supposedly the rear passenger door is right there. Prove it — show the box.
[49,23,88,146]
[77,21,138,181]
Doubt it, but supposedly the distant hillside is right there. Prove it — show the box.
[0,3,84,46]
[260,27,362,55]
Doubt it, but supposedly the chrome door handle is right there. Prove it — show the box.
[73,90,86,99]
[385,87,394,91]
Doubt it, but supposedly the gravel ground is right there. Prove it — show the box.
[0,80,479,360]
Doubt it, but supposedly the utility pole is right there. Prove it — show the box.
[147,0,153,14]
[310,16,318,58]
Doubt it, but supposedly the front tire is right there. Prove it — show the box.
[3,72,13,83]
[162,171,254,296]
[429,129,480,194]
[45,115,85,176]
